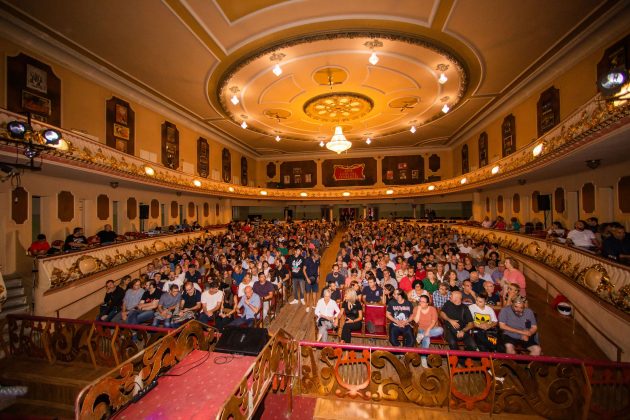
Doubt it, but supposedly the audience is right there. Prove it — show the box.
[97,279,125,321]
[339,289,363,343]
[498,296,541,356]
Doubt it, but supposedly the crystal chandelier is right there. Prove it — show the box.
[326,126,352,154]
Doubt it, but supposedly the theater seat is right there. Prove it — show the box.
[363,304,387,338]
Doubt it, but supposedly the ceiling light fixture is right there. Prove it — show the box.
[442,104,450,113]
[342,192,350,197]
[366,137,371,145]
[144,166,155,176]
[260,190,268,196]
[364,39,383,66]
[300,192,308,197]
[428,185,436,191]
[460,177,467,184]
[229,86,240,105]
[533,143,544,156]
[438,73,448,84]
[436,64,449,84]
[275,135,281,142]
[386,189,394,195]
[319,140,325,147]
[326,126,352,154]
[193,179,202,187]
[491,165,500,175]
[270,52,286,77]
[241,120,248,129]
[410,125,416,134]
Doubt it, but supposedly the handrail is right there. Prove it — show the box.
[8,314,172,334]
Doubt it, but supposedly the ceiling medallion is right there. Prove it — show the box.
[303,92,373,123]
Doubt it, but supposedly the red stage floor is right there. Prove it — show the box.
[115,350,255,420]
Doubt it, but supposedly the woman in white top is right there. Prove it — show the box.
[314,289,340,342]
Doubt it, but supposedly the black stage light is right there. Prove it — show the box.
[7,121,31,139]
[23,146,39,159]
[599,67,628,96]
[42,128,62,145]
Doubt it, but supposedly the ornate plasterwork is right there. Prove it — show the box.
[303,92,373,123]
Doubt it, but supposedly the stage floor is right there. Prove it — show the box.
[114,350,255,420]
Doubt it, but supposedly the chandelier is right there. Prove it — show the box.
[326,126,352,154]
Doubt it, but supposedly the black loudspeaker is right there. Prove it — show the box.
[139,204,150,219]
[537,195,551,211]
[215,327,269,356]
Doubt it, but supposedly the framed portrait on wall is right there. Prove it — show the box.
[411,170,419,180]
[386,170,394,180]
[197,138,209,178]
[161,121,179,169]
[283,175,291,184]
[241,156,248,186]
[502,114,516,157]
[106,96,135,155]
[294,174,302,184]
[26,64,47,93]
[478,132,488,167]
[222,148,231,182]
[537,86,560,136]
[399,170,407,180]
[305,173,312,183]
[462,144,469,174]
[115,104,128,125]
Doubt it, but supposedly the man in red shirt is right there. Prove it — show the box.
[28,234,50,256]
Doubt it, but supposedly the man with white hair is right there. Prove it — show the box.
[229,286,261,327]
[314,289,340,342]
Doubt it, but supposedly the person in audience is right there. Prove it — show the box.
[362,276,384,304]
[199,281,223,325]
[493,216,507,230]
[483,281,502,309]
[469,270,485,295]
[566,220,599,250]
[172,281,201,326]
[446,270,460,291]
[322,281,342,303]
[422,270,439,295]
[440,291,477,351]
[468,293,499,352]
[382,269,398,289]
[185,263,202,286]
[602,222,630,264]
[586,217,599,234]
[477,265,492,283]
[398,267,414,292]
[546,221,566,240]
[304,251,320,311]
[315,289,340,342]
[230,285,261,327]
[153,284,181,328]
[503,257,527,296]
[287,247,306,305]
[152,272,166,292]
[499,296,541,356]
[127,279,162,324]
[508,217,521,232]
[408,282,428,305]
[413,294,443,365]
[238,273,254,297]
[215,283,238,331]
[98,279,125,321]
[325,263,345,287]
[96,224,117,244]
[231,264,246,286]
[113,279,145,323]
[28,234,50,256]
[339,289,363,343]
[386,288,414,347]
[414,261,427,283]
[504,283,525,307]
[64,227,88,251]
[455,261,469,284]
[253,272,275,318]
[432,282,451,310]
[481,216,493,228]
[491,261,505,283]
[435,263,446,283]
[460,279,476,305]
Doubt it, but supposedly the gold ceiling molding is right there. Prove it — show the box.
[303,92,374,123]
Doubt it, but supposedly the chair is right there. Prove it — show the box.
[363,304,387,338]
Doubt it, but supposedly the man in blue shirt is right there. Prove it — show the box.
[304,251,320,312]
[230,286,261,327]
[231,264,246,286]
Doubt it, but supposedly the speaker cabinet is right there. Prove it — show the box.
[537,195,551,211]
[215,327,269,356]
[139,204,150,219]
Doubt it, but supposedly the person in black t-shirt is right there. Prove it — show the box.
[325,263,345,287]
[321,282,342,303]
[286,247,306,305]
[173,281,202,326]
[439,291,477,351]
[64,227,88,251]
[362,277,383,304]
[98,280,125,321]
[128,280,162,325]
[386,288,414,347]
[185,264,202,286]
[339,289,363,343]
[96,224,117,244]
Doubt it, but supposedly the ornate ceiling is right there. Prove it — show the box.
[0,0,615,157]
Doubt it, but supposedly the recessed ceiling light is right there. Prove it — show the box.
[228,186,234,192]
[442,104,450,113]
[460,178,467,184]
[144,166,155,176]
[275,135,281,142]
[342,192,350,197]
[260,190,268,196]
[428,185,435,191]
[438,73,448,84]
[193,180,202,187]
[533,143,544,156]
[300,192,308,197]
[230,95,239,105]
[491,165,500,175]
[366,137,371,144]
[272,63,282,76]
[410,125,416,134]
[368,52,379,65]
[386,189,394,195]
[241,121,248,129]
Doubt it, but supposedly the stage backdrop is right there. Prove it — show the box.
[322,157,376,187]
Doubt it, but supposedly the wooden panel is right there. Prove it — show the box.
[127,197,137,220]
[478,132,488,167]
[554,187,565,213]
[532,191,540,212]
[171,201,178,218]
[58,191,74,222]
[537,86,560,136]
[582,182,595,213]
[97,194,109,220]
[279,161,317,188]
[619,176,630,213]
[382,155,424,185]
[497,195,504,213]
[428,154,440,172]
[241,157,248,186]
[513,193,521,213]
[11,187,28,224]
[461,145,469,174]
[161,121,179,169]
[197,137,209,178]
[322,157,376,187]
[7,53,61,126]
[203,203,209,218]
[106,96,135,155]
[222,148,231,182]
[188,202,195,218]
[502,114,516,157]
[485,197,490,213]
[150,199,159,219]
[266,162,277,179]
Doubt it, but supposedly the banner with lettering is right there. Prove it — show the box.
[333,164,365,181]
[323,157,376,186]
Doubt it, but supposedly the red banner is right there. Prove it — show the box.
[333,164,365,181]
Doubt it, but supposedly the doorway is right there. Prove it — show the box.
[31,196,41,243]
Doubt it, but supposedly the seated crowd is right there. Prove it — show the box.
[313,221,541,359]
[480,215,630,265]
[96,220,334,331]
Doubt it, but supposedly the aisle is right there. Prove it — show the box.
[267,229,345,342]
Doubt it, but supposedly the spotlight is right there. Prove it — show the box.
[144,166,155,176]
[260,190,268,195]
[585,159,601,170]
[193,179,202,187]
[42,129,62,145]
[428,185,436,191]
[7,121,30,139]
[491,165,500,175]
[23,146,39,159]
[599,67,628,96]
[533,143,543,157]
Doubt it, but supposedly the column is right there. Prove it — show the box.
[471,192,482,222]
[316,159,324,189]
[412,204,417,219]
[376,157,384,186]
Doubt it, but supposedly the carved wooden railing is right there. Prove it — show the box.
[75,320,218,419]
[4,314,171,367]
[298,341,630,419]
[217,328,298,420]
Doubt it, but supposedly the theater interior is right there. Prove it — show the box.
[0,0,629,418]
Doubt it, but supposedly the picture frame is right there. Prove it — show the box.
[115,103,128,125]
[283,175,291,184]
[22,90,51,115]
[115,139,128,153]
[26,64,47,93]
[386,170,394,180]
[411,169,419,180]
[305,173,312,183]
[113,123,130,140]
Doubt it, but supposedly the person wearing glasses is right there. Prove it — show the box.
[386,288,414,347]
